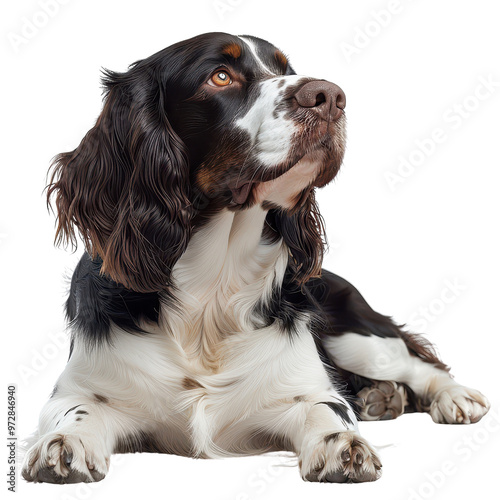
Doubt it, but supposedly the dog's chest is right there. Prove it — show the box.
[167,207,287,371]
[138,206,332,444]
[135,313,329,456]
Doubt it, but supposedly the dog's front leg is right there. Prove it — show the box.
[255,394,382,483]
[22,393,137,484]
[296,399,381,483]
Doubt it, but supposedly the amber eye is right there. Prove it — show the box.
[209,71,232,87]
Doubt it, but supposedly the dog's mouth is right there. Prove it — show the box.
[227,116,346,206]
[228,161,302,206]
[230,181,255,205]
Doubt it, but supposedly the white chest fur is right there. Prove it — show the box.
[167,206,288,371]
[160,206,332,454]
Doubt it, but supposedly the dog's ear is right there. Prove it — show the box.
[47,65,193,293]
[267,190,326,287]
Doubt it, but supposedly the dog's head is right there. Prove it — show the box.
[48,32,346,293]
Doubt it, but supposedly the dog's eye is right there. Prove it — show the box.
[209,71,232,87]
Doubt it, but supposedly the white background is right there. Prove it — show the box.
[2,0,499,499]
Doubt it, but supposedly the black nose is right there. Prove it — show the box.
[294,80,346,121]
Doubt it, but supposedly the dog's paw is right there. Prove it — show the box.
[21,432,109,484]
[357,380,406,421]
[430,385,490,424]
[299,431,382,483]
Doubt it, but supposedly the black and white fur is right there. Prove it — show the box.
[22,33,490,484]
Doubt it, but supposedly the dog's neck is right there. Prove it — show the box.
[167,205,288,371]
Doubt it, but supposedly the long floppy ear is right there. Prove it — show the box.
[267,190,326,287]
[47,65,193,293]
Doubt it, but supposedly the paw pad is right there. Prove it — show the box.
[357,381,406,421]
[301,431,382,483]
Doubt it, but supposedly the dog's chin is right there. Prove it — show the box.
[253,156,321,208]
[229,147,341,211]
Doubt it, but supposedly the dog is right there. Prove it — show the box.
[22,32,490,484]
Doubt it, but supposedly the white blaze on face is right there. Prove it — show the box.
[235,37,324,208]
[235,75,306,167]
[234,39,308,168]
[237,36,275,75]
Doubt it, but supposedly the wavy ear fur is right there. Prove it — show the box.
[47,64,193,293]
[268,190,327,287]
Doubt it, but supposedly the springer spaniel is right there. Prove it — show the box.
[22,32,490,484]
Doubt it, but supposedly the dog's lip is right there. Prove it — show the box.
[230,181,255,204]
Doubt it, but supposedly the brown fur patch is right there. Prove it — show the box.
[274,50,288,67]
[400,332,449,372]
[274,50,288,68]
[27,447,41,467]
[324,432,342,444]
[222,43,242,59]
[182,377,203,390]
[47,437,63,449]
[94,394,109,404]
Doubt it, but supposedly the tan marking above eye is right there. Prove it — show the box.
[209,71,232,87]
[274,50,288,68]
[222,43,242,59]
